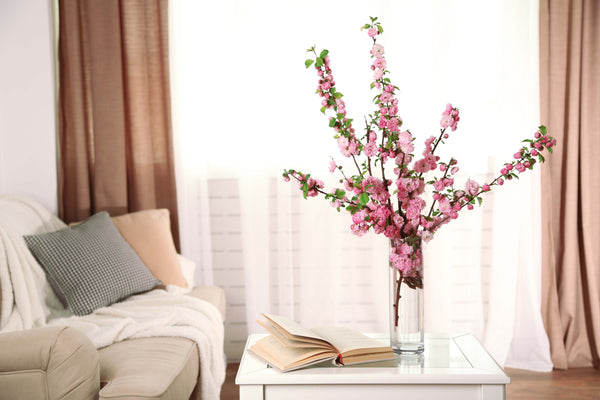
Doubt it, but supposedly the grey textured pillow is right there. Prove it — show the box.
[24,211,161,316]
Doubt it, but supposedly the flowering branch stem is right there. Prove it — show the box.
[352,155,363,177]
[426,157,453,218]
[393,267,403,328]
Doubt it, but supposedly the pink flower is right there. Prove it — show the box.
[440,114,452,129]
[384,225,400,238]
[373,58,386,69]
[337,136,359,157]
[424,136,436,149]
[438,197,451,214]
[413,158,430,173]
[373,69,383,80]
[497,178,504,186]
[465,179,479,196]
[379,92,393,103]
[351,223,368,237]
[515,162,526,172]
[371,43,385,58]
[482,184,490,192]
[364,141,377,157]
[368,27,378,37]
[352,210,367,224]
[399,243,413,255]
[392,213,404,227]
[328,160,337,173]
[398,130,412,145]
[419,230,434,242]
[387,117,400,132]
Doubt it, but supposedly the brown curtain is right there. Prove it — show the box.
[58,0,180,250]
[539,0,600,369]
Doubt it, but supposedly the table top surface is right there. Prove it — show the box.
[235,333,510,385]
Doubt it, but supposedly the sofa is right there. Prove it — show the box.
[0,195,226,400]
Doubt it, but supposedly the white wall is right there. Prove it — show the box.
[0,0,58,213]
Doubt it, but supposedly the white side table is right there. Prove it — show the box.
[235,333,509,400]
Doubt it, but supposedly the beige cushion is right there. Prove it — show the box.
[99,337,199,400]
[0,326,99,400]
[112,209,187,288]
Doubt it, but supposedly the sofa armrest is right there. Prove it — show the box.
[0,326,100,400]
[187,286,226,322]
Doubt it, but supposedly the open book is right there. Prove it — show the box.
[249,313,395,372]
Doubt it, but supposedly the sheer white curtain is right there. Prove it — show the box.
[170,0,552,370]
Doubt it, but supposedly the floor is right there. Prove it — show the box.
[221,363,600,400]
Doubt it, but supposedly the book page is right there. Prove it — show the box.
[250,335,337,371]
[311,326,393,357]
[262,313,330,346]
[258,319,331,349]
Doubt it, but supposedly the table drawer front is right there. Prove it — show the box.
[262,384,504,400]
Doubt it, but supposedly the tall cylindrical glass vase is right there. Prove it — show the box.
[389,239,424,354]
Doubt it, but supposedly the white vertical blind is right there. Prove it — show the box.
[170,0,552,370]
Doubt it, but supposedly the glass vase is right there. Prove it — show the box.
[389,239,424,354]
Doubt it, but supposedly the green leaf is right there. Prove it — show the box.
[336,190,346,199]
[329,119,337,127]
[539,153,546,163]
[319,49,329,58]
[333,92,344,99]
[377,25,384,33]
[477,197,483,206]
[539,125,547,135]
[360,24,371,31]
[315,57,323,68]
[359,193,370,205]
[320,106,326,114]
[547,147,553,154]
[305,59,314,68]
[346,205,357,214]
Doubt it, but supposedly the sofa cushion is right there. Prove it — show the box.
[98,337,199,400]
[23,212,161,316]
[111,209,187,288]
